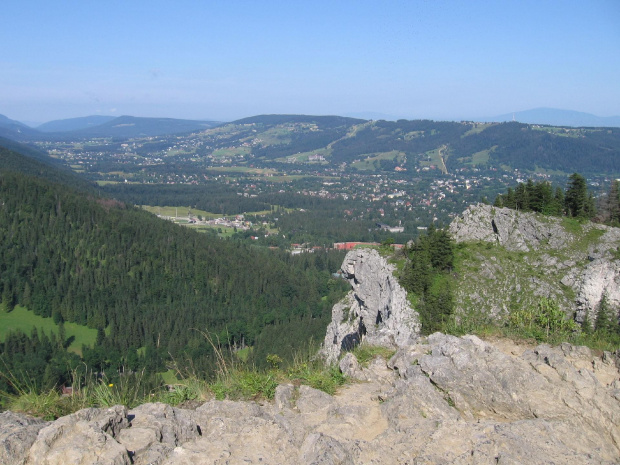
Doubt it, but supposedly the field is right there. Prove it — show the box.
[421,147,448,173]
[0,305,97,355]
[140,205,220,219]
[210,147,251,159]
[462,123,495,137]
[351,150,405,171]
[469,146,496,166]
[205,166,279,176]
[276,148,332,163]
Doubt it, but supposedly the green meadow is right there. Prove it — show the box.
[0,305,97,355]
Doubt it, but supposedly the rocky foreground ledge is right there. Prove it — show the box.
[2,333,620,465]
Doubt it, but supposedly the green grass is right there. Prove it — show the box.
[210,147,251,159]
[351,150,405,171]
[95,180,121,186]
[469,146,497,166]
[462,123,495,137]
[351,344,396,367]
[140,205,220,219]
[205,165,277,175]
[420,147,444,169]
[0,305,97,355]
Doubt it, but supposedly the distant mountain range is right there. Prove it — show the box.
[37,115,117,132]
[0,114,41,139]
[1,107,619,143]
[0,114,222,140]
[347,108,620,127]
[484,108,620,128]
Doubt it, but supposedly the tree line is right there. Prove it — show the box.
[492,173,598,219]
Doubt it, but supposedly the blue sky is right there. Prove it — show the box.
[2,0,619,123]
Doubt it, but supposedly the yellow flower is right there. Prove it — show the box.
[108,383,114,387]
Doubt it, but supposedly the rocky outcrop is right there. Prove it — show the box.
[320,249,421,364]
[449,203,572,251]
[0,411,48,465]
[449,203,620,323]
[25,405,131,465]
[7,335,620,464]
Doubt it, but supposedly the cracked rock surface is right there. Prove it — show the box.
[6,334,619,464]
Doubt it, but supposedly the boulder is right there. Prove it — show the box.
[26,405,131,465]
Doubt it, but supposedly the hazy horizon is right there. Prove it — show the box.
[2,0,619,123]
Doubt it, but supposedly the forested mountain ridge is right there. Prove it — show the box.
[0,138,94,191]
[0,115,222,140]
[195,117,620,175]
[0,147,348,391]
[4,112,620,175]
[36,115,117,132]
[0,114,41,140]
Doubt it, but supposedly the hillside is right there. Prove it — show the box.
[37,115,116,132]
[182,116,620,175]
[2,245,619,464]
[0,114,41,141]
[65,115,222,138]
[0,138,94,191]
[0,153,348,392]
[0,115,222,141]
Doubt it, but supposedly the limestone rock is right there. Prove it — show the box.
[449,203,620,324]
[300,433,353,465]
[12,334,620,463]
[321,249,421,363]
[164,399,299,464]
[117,402,200,464]
[574,258,620,323]
[26,405,131,465]
[338,352,363,380]
[449,203,570,251]
[0,411,48,465]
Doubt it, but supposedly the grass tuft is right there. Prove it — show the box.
[351,344,396,367]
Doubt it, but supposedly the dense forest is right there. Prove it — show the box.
[0,148,350,393]
[100,183,421,246]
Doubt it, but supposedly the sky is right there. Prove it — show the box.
[2,0,619,124]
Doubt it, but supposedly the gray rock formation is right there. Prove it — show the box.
[25,405,131,465]
[449,203,620,323]
[0,411,48,465]
[449,203,571,251]
[8,335,620,464]
[321,248,421,364]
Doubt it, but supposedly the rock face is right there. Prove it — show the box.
[0,411,48,465]
[321,248,421,364]
[449,203,620,323]
[449,203,571,251]
[8,335,620,464]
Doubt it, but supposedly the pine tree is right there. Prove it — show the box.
[603,180,620,225]
[565,173,591,218]
[503,187,516,209]
[595,293,618,335]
